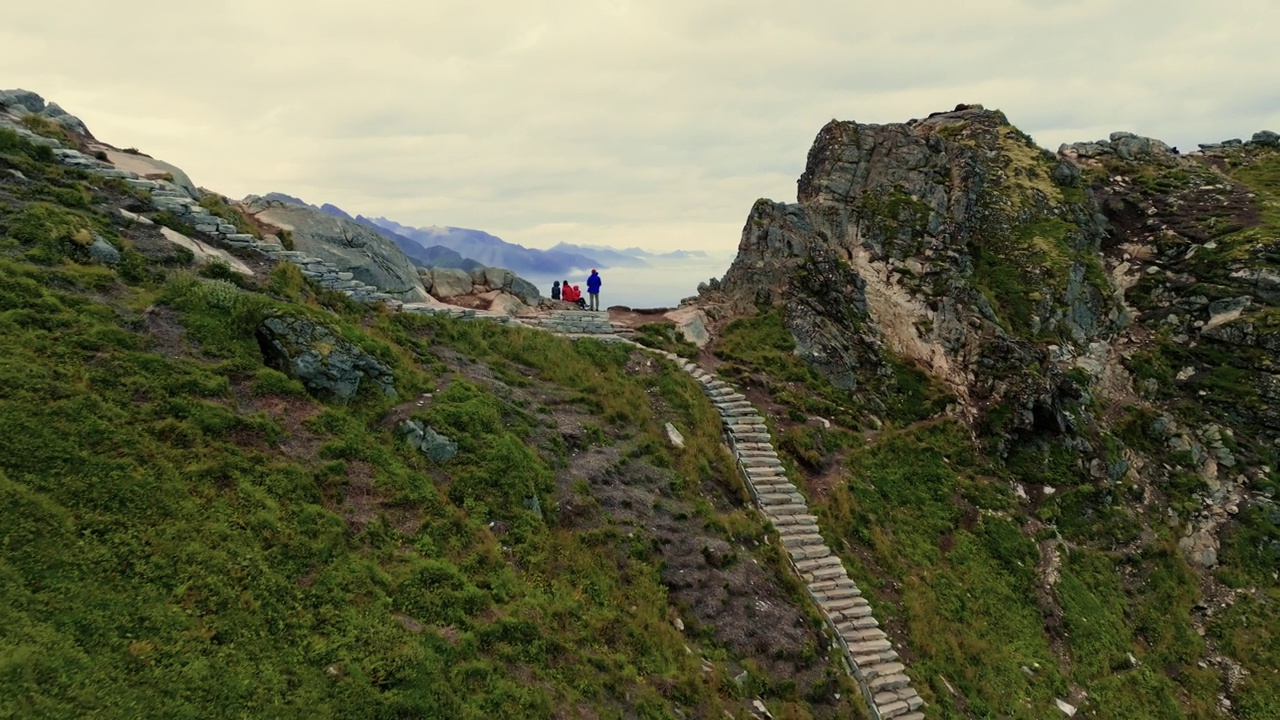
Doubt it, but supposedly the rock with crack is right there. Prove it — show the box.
[256,314,397,400]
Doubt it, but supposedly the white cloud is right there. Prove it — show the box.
[2,0,1276,252]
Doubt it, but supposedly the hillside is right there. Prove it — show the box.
[0,125,863,718]
[694,106,1280,718]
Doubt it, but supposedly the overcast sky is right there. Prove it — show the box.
[3,0,1277,252]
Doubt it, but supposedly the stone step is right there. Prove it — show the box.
[853,649,900,667]
[802,565,848,583]
[833,604,875,620]
[780,532,824,547]
[794,554,842,572]
[764,503,808,517]
[862,662,906,681]
[848,638,893,656]
[821,596,867,613]
[874,691,900,707]
[868,673,911,692]
[838,625,885,643]
[758,492,803,506]
[730,433,772,443]
[787,545,830,561]
[877,700,911,719]
[842,614,880,630]
[752,482,797,495]
[713,393,747,403]
[740,457,783,468]
[809,577,857,592]
[776,524,822,538]
[737,449,778,459]
[812,585,862,601]
[769,513,818,526]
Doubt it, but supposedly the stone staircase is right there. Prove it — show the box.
[644,349,927,720]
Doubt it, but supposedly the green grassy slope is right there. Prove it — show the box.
[0,129,860,719]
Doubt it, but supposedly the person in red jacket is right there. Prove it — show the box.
[571,285,586,309]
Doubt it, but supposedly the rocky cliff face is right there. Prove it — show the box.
[713,106,1124,433]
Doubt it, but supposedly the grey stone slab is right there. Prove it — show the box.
[763,504,808,518]
[787,545,830,561]
[861,662,905,680]
[877,700,909,718]
[771,514,818,526]
[780,533,823,547]
[847,639,893,655]
[803,566,847,582]
[868,673,911,691]
[853,649,900,667]
[839,626,886,643]
[794,555,842,572]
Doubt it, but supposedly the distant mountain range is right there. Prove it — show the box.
[370,218,602,276]
[257,193,706,277]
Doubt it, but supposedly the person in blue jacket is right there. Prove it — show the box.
[586,269,602,311]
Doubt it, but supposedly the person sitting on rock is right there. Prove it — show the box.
[570,284,587,309]
[551,280,561,300]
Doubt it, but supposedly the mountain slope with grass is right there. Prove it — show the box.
[694,106,1279,719]
[0,125,866,718]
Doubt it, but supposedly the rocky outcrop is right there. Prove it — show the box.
[419,264,542,314]
[706,106,1121,426]
[0,89,90,137]
[245,197,429,302]
[256,314,397,400]
[1060,131,1175,161]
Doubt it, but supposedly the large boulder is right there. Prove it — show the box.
[484,266,515,290]
[256,314,396,400]
[488,292,529,317]
[663,306,710,347]
[429,267,474,298]
[1250,130,1280,147]
[0,89,46,115]
[244,197,429,302]
[507,275,542,305]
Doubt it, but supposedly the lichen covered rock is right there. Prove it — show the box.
[256,314,396,400]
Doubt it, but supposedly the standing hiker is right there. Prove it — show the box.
[551,280,561,300]
[586,269,602,311]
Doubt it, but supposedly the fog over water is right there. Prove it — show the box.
[523,253,735,310]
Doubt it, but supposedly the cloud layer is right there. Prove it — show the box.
[3,0,1277,251]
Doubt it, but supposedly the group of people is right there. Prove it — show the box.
[551,269,602,311]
